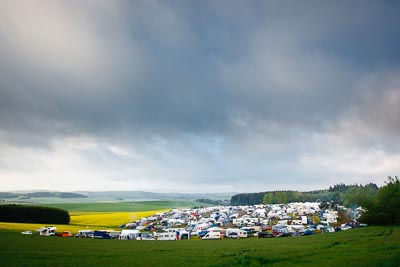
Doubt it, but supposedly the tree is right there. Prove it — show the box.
[274,191,288,204]
[263,192,274,204]
[0,205,70,224]
[360,176,400,225]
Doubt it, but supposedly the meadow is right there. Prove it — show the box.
[31,200,204,212]
[0,201,202,232]
[0,210,166,233]
[0,226,399,267]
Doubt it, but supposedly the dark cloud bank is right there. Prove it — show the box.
[0,0,399,192]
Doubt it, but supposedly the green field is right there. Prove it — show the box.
[0,226,399,267]
[31,200,206,212]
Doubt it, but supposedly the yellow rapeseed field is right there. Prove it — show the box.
[0,209,168,234]
[70,210,168,227]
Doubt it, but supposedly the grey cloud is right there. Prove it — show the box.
[2,0,397,139]
[1,1,400,191]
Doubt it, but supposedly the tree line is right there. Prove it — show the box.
[230,183,379,207]
[196,198,230,206]
[0,204,70,224]
[0,191,88,199]
[230,177,400,225]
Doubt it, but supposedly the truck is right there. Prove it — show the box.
[93,230,115,239]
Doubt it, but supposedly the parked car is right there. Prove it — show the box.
[142,233,155,241]
[257,231,274,238]
[275,232,291,238]
[61,231,73,237]
[302,229,315,236]
[145,225,155,231]
[263,225,272,231]
[21,231,33,235]
[227,232,240,239]
[197,230,208,238]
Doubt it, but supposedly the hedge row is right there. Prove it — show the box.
[0,204,70,224]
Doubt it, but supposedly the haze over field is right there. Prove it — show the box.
[1,1,399,193]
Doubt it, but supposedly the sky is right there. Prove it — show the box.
[0,0,400,193]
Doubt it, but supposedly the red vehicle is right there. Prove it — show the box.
[61,231,73,237]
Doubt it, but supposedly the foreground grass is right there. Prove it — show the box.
[0,227,399,267]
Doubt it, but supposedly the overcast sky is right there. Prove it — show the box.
[1,0,399,193]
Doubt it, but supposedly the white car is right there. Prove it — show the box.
[202,232,221,240]
[21,231,33,235]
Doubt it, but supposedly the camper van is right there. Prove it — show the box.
[37,226,57,236]
[202,232,221,240]
[75,230,94,238]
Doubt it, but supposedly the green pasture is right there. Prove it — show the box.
[0,226,399,267]
[31,200,205,212]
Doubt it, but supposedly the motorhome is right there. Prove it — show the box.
[37,226,57,236]
[207,227,226,238]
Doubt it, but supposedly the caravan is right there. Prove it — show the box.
[226,228,248,238]
[157,232,177,241]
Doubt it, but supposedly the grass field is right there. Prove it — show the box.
[31,200,204,212]
[0,210,165,233]
[0,226,399,267]
[0,210,168,233]
[0,200,207,234]
[0,200,199,233]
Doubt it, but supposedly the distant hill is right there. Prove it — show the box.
[0,191,87,199]
[0,190,235,204]
[78,191,235,202]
